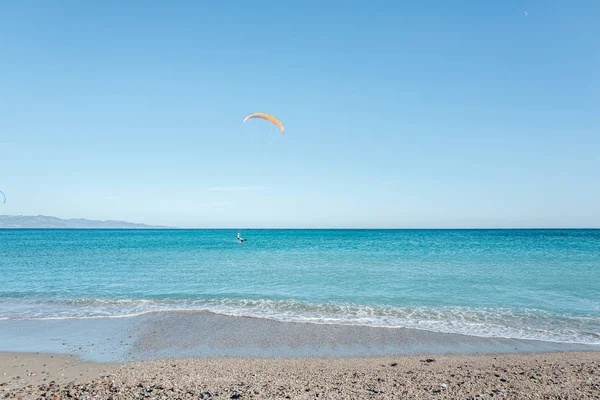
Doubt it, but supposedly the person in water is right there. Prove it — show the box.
[237,232,246,242]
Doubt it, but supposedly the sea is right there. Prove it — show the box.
[1,229,599,346]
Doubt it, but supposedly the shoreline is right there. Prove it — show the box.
[0,311,597,364]
[1,312,598,397]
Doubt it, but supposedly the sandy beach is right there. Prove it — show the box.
[1,351,599,399]
[0,312,598,399]
[0,310,597,398]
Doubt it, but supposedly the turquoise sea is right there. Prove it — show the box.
[1,229,599,345]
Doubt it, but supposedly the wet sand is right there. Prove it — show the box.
[0,352,112,392]
[0,311,595,363]
[1,312,598,398]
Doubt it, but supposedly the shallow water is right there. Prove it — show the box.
[1,229,599,345]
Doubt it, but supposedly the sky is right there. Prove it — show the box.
[1,0,599,228]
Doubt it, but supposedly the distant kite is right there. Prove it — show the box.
[243,112,285,135]
[524,11,528,16]
[0,190,5,204]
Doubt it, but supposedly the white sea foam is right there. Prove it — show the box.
[1,297,599,345]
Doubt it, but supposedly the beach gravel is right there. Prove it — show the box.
[2,351,599,399]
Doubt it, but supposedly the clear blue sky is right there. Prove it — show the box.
[1,0,598,228]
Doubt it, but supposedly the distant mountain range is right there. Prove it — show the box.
[0,215,169,229]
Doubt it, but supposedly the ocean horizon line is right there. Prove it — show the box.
[1,227,599,230]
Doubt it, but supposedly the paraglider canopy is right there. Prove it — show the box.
[0,190,5,204]
[243,112,284,134]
